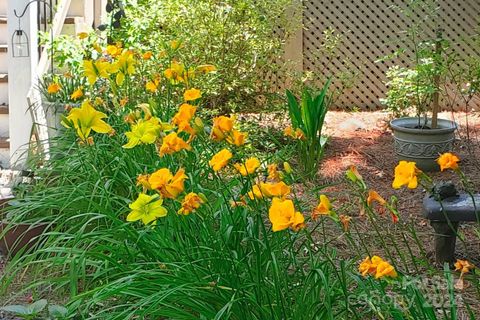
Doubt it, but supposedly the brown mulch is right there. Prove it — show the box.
[318,111,480,264]
[246,110,480,317]
[320,111,480,317]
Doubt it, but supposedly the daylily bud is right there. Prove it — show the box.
[193,117,205,133]
[198,193,208,203]
[283,162,292,174]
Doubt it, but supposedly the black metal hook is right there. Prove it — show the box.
[14,0,52,19]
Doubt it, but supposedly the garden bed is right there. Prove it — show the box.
[3,110,480,317]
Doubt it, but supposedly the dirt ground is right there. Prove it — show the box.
[320,111,480,264]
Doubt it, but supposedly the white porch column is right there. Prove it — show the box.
[8,0,38,168]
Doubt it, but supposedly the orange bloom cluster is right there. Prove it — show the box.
[359,256,398,279]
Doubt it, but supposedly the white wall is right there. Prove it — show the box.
[8,0,38,168]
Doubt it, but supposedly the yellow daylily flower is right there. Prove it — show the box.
[170,40,181,50]
[268,197,305,232]
[106,44,121,57]
[247,184,264,200]
[375,261,398,279]
[123,118,161,149]
[283,162,292,174]
[145,81,158,93]
[209,148,232,172]
[164,61,185,83]
[392,161,420,189]
[234,157,260,176]
[62,100,112,140]
[83,59,111,85]
[126,193,167,225]
[196,64,217,74]
[437,152,460,171]
[112,50,136,86]
[77,32,88,39]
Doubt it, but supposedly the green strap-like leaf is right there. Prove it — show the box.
[286,89,302,129]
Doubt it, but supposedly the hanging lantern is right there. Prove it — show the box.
[12,29,29,57]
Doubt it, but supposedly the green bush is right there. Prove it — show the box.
[112,0,298,111]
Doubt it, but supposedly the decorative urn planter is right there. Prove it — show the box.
[43,101,73,139]
[0,222,50,258]
[390,117,457,172]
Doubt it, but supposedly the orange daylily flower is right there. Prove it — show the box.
[149,168,187,199]
[367,190,387,207]
[312,195,332,220]
[209,149,232,172]
[437,152,460,171]
[178,192,204,215]
[339,214,352,231]
[47,82,61,94]
[184,88,202,101]
[234,157,261,176]
[142,51,153,60]
[267,163,280,181]
[211,116,235,141]
[392,161,420,189]
[159,132,191,157]
[359,255,397,279]
[70,87,83,100]
[454,259,474,290]
[172,104,197,134]
[268,197,305,232]
[260,182,291,198]
[346,165,363,183]
[136,174,151,192]
[284,126,305,140]
[226,129,247,146]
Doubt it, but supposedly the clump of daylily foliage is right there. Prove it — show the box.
[2,33,477,319]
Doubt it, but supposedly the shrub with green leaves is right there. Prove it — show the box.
[112,0,298,111]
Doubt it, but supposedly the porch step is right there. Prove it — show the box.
[0,138,8,149]
[41,16,82,25]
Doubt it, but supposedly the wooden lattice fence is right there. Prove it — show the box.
[284,0,480,110]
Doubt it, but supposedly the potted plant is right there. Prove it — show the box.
[382,3,457,171]
[0,174,53,259]
[38,74,85,139]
